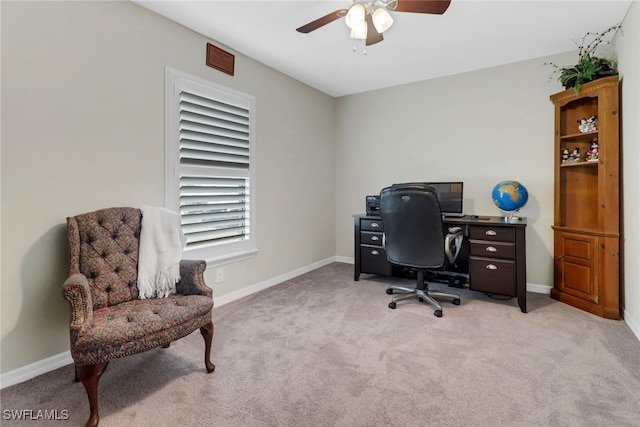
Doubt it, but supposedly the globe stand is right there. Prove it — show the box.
[500,209,523,223]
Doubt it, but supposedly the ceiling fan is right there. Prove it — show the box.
[296,0,451,46]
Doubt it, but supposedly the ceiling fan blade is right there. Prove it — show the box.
[296,9,348,33]
[365,13,384,46]
[393,0,451,15]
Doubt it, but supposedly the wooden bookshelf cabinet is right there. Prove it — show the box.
[549,76,620,319]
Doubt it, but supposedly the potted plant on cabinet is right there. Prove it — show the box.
[546,24,621,93]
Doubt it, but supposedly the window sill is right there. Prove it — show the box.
[201,249,258,268]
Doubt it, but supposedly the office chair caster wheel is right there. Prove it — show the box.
[418,297,424,302]
[386,289,393,295]
[389,302,396,309]
[434,310,443,317]
[452,298,460,305]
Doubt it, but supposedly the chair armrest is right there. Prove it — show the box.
[445,227,464,264]
[61,273,94,332]
[177,260,213,298]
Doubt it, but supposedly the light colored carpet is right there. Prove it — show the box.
[2,262,640,426]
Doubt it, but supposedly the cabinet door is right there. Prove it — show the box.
[554,231,599,304]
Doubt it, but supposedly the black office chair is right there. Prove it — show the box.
[380,183,464,317]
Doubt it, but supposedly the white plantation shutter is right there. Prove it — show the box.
[179,91,250,169]
[180,176,249,249]
[166,68,256,264]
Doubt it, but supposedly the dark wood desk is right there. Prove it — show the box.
[354,214,528,313]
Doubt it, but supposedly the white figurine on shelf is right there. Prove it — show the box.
[586,115,598,132]
[586,139,599,161]
[578,118,589,133]
[568,147,581,162]
[562,148,570,163]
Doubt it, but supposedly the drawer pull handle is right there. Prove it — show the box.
[371,223,380,228]
[371,250,379,255]
[371,236,379,241]
[486,264,498,270]
[485,229,497,236]
[485,246,497,252]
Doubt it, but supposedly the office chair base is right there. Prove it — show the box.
[386,285,460,317]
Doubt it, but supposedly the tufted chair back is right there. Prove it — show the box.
[67,207,142,310]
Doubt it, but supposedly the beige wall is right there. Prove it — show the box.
[615,0,640,332]
[334,52,576,288]
[333,5,640,333]
[1,1,335,373]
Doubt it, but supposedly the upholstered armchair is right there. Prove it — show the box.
[62,207,215,427]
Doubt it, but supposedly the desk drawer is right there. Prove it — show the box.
[469,226,514,242]
[469,257,516,296]
[361,219,383,232]
[469,241,515,260]
[361,231,384,246]
[361,245,391,275]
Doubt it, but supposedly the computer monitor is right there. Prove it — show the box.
[426,182,464,217]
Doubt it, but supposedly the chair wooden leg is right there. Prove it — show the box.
[200,321,215,373]
[76,362,108,427]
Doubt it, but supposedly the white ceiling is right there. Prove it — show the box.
[133,0,633,97]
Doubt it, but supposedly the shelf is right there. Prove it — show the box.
[560,130,598,141]
[560,160,598,168]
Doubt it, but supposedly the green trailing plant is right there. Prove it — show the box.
[546,24,621,93]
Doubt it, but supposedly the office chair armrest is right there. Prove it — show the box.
[445,227,464,264]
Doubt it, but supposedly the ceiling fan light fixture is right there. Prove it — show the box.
[296,0,452,46]
[345,3,365,29]
[372,7,393,33]
[350,21,368,39]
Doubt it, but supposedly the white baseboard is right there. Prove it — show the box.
[213,256,337,307]
[1,257,633,389]
[527,282,552,295]
[334,256,353,264]
[0,257,338,390]
[0,351,73,390]
[339,256,552,295]
[623,308,640,342]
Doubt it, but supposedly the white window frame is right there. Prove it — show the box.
[165,68,257,266]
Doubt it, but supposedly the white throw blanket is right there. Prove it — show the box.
[137,206,187,299]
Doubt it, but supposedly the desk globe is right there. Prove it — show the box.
[492,180,528,222]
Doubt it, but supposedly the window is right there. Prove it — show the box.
[165,68,256,265]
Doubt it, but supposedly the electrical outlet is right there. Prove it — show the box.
[216,268,224,283]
